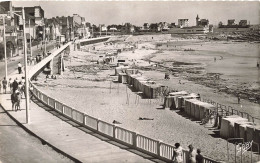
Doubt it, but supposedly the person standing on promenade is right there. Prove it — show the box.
[11,92,16,111]
[9,78,13,92]
[0,81,2,93]
[188,144,196,163]
[18,62,22,74]
[172,143,183,163]
[12,78,18,93]
[2,77,7,94]
[195,149,203,163]
[15,91,21,111]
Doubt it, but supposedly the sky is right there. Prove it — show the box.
[12,1,260,26]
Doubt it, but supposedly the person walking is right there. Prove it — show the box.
[172,143,183,163]
[11,92,16,111]
[18,62,22,74]
[0,81,2,93]
[2,77,7,94]
[188,144,196,163]
[195,149,203,163]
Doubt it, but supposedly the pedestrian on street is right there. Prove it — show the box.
[2,77,7,94]
[18,62,22,74]
[238,94,241,104]
[0,81,2,93]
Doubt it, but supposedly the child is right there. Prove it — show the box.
[2,77,7,94]
[15,92,21,111]
[11,93,16,111]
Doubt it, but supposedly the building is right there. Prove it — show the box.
[196,15,209,27]
[218,19,250,29]
[121,23,134,34]
[169,26,209,34]
[0,1,20,57]
[14,6,45,41]
[45,18,61,40]
[178,19,189,28]
[239,20,247,26]
[227,19,235,26]
[142,23,150,31]
[169,15,210,34]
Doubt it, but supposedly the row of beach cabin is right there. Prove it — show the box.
[115,66,260,148]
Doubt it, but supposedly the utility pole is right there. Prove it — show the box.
[99,24,101,37]
[92,25,94,38]
[2,17,8,79]
[29,19,32,57]
[22,7,30,124]
[44,26,46,54]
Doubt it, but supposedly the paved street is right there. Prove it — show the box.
[0,42,56,79]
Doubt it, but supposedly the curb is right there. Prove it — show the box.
[0,103,82,163]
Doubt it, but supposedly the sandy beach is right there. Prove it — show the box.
[33,35,260,162]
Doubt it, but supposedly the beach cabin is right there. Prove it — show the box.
[254,126,260,145]
[184,99,200,117]
[115,66,129,75]
[142,81,162,99]
[177,93,198,110]
[164,91,188,109]
[234,121,254,138]
[220,115,248,139]
[118,73,128,83]
[198,103,216,122]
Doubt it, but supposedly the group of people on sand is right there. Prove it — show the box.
[172,143,203,163]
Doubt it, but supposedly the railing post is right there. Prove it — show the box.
[97,118,100,131]
[54,100,56,109]
[41,93,43,101]
[47,97,49,106]
[133,132,138,148]
[157,140,162,156]
[113,124,116,139]
[83,114,86,126]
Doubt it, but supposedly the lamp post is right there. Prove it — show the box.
[92,25,94,38]
[22,7,30,124]
[11,10,30,123]
[99,24,101,37]
[29,19,32,57]
[43,25,46,54]
[1,16,8,80]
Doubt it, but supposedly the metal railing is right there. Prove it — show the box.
[30,83,220,163]
[27,37,221,163]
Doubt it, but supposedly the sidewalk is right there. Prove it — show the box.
[0,60,157,162]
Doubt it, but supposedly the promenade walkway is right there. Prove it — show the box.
[0,49,161,163]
